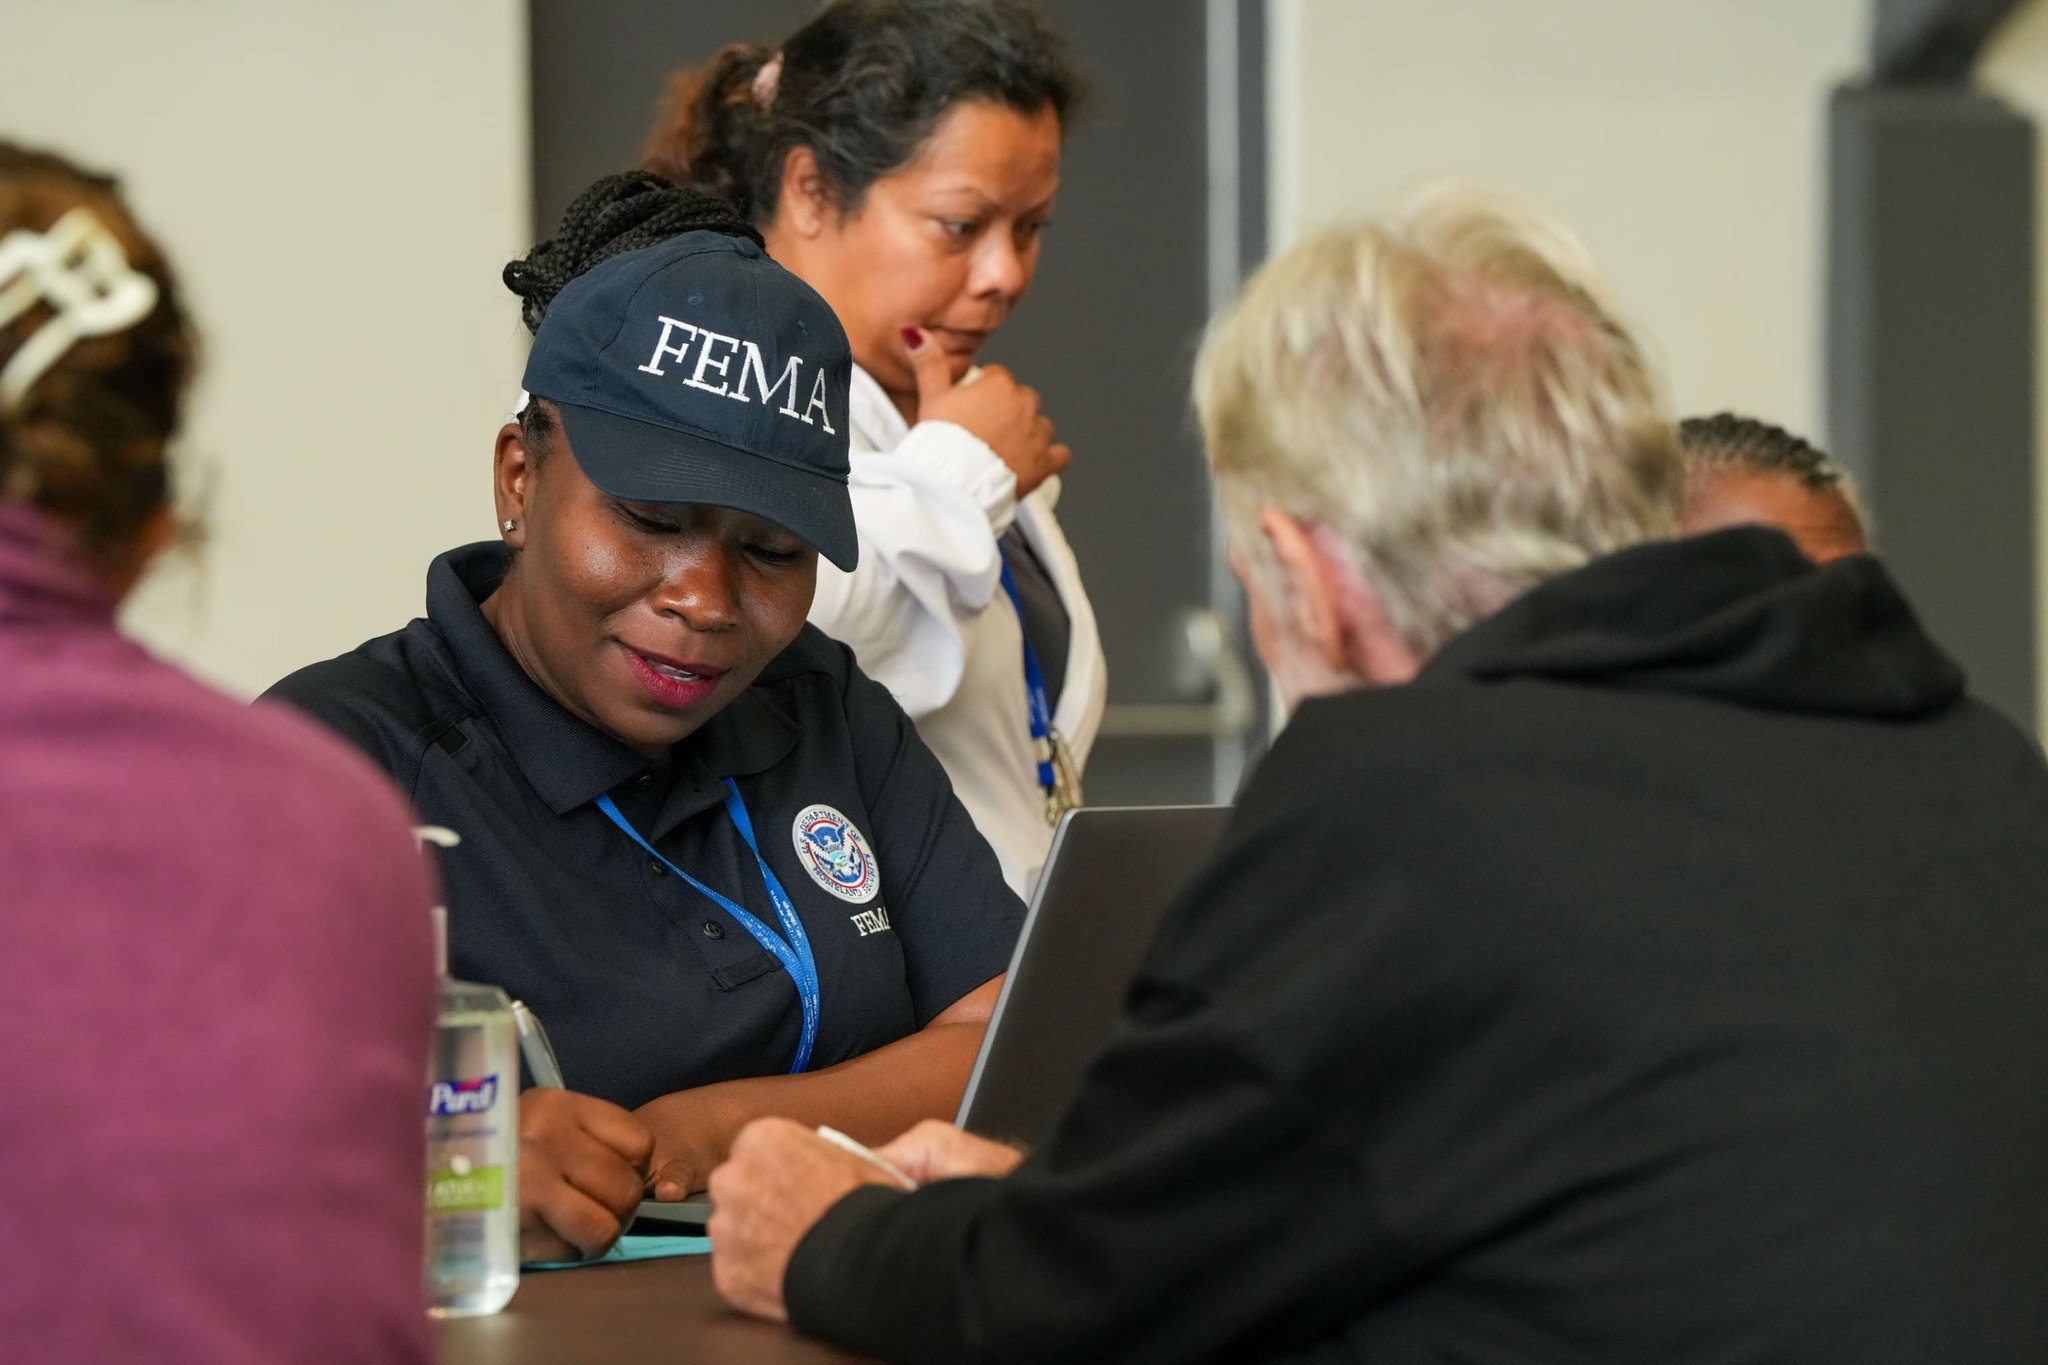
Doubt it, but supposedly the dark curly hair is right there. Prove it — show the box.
[0,141,195,566]
[502,170,759,456]
[641,0,1082,223]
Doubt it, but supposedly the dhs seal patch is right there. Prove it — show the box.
[791,805,880,904]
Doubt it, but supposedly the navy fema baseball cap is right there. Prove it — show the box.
[522,231,858,570]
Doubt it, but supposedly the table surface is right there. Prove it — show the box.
[436,1255,879,1365]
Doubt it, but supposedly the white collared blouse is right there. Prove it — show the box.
[809,363,1106,897]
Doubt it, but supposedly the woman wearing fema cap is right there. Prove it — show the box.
[642,0,1106,898]
[266,173,1021,1264]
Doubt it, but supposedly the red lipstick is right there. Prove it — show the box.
[621,646,726,711]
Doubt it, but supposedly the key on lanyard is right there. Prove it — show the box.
[999,557,1083,826]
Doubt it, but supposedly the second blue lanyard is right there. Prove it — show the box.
[999,558,1058,792]
[595,778,820,1074]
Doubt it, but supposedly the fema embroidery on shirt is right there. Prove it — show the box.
[791,804,880,905]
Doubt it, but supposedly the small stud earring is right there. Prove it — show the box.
[502,519,517,533]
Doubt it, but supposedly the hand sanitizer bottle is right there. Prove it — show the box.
[419,828,519,1317]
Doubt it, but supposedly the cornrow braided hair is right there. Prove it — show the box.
[502,171,759,334]
[1679,410,1869,542]
[1678,412,1849,493]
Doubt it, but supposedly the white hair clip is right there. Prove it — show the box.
[0,206,159,415]
[751,52,784,109]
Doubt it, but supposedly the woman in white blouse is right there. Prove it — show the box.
[644,0,1105,895]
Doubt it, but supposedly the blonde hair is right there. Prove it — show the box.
[1194,189,1681,656]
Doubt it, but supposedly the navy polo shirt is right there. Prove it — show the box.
[263,543,1023,1110]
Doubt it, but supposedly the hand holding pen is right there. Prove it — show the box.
[507,1000,654,1261]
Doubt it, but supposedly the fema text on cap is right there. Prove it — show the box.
[638,314,837,435]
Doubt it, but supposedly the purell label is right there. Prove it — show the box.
[429,1075,499,1117]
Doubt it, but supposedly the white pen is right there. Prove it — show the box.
[510,999,567,1090]
[815,1125,917,1190]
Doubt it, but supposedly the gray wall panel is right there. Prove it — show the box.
[1827,85,2037,730]
[529,0,813,237]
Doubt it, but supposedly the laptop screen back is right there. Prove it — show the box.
[956,804,1231,1149]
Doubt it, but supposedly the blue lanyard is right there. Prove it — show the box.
[594,778,820,1074]
[998,558,1057,792]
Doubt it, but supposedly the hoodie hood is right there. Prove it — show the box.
[1422,528,1966,720]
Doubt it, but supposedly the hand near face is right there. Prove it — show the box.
[708,1117,904,1322]
[875,1119,1025,1184]
[517,1087,655,1263]
[904,328,1071,498]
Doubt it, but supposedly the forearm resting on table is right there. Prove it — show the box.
[637,975,1000,1194]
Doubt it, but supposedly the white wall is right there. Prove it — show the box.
[0,1,529,696]
[1269,0,1865,448]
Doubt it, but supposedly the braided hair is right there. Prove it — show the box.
[502,171,758,457]
[502,170,759,334]
[1679,411,1869,542]
[1678,412,1852,494]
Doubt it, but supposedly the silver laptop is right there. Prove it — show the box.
[955,804,1231,1148]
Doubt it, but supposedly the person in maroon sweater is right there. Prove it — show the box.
[0,143,437,1362]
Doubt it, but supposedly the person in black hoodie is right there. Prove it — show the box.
[702,192,2048,1363]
